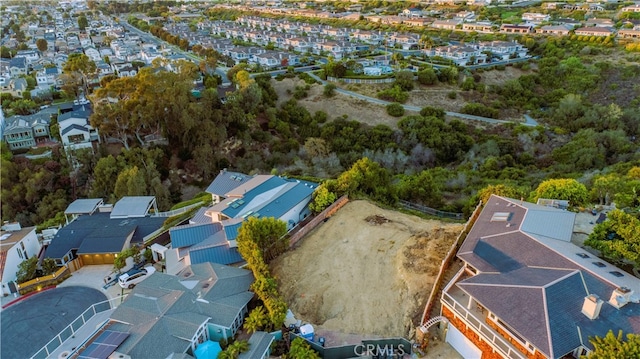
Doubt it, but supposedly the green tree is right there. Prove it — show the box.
[78,15,88,30]
[585,209,640,266]
[285,337,320,359]
[16,257,38,284]
[417,68,438,85]
[309,184,337,213]
[244,306,269,333]
[41,258,58,275]
[333,157,395,204]
[63,53,96,97]
[36,38,48,52]
[590,174,622,206]
[237,217,288,265]
[113,166,147,200]
[476,184,526,205]
[221,340,249,359]
[394,70,414,91]
[532,178,589,207]
[585,330,640,359]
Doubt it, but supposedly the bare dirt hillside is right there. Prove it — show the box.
[271,200,463,339]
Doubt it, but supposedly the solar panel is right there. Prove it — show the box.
[77,330,129,359]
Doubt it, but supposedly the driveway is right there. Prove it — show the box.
[0,286,107,359]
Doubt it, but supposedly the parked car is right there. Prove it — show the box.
[118,266,156,289]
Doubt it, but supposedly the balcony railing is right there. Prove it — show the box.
[31,295,127,359]
[442,268,526,359]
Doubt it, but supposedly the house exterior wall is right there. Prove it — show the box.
[4,129,36,151]
[442,306,504,359]
[1,228,40,295]
[279,196,312,230]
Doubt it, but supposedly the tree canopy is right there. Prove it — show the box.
[586,330,640,359]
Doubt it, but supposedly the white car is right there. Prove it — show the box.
[118,266,156,289]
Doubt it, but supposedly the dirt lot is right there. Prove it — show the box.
[271,200,463,340]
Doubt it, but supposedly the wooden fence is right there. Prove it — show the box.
[399,200,463,219]
[288,195,349,247]
[420,201,483,325]
[327,76,395,84]
[17,266,70,295]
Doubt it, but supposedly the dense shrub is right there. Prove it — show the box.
[461,103,499,119]
[378,85,409,103]
[386,103,405,117]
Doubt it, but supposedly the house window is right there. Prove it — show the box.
[68,134,85,143]
[17,248,23,259]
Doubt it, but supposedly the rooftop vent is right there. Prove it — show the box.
[581,294,603,320]
[609,287,634,309]
[576,253,590,259]
[182,271,192,278]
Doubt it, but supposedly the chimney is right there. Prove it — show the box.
[609,287,633,309]
[581,294,603,320]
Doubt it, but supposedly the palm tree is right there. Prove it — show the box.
[244,306,269,333]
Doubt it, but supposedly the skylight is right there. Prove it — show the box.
[491,212,513,222]
[593,262,606,268]
[576,253,590,259]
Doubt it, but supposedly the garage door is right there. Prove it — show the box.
[446,324,482,359]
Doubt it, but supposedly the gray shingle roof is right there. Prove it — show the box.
[108,263,254,357]
[239,331,275,359]
[453,195,640,358]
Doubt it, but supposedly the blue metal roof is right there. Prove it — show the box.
[224,222,243,241]
[221,176,284,218]
[189,245,244,266]
[205,170,253,196]
[249,181,314,220]
[170,223,222,248]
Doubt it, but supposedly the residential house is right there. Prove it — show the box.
[0,223,41,296]
[622,4,640,12]
[83,46,101,62]
[351,30,383,45]
[500,24,534,34]
[404,18,433,27]
[431,19,462,30]
[35,66,61,87]
[453,11,476,22]
[45,196,164,266]
[521,12,551,24]
[58,107,99,151]
[286,37,313,53]
[401,8,423,17]
[438,195,640,359]
[2,113,51,152]
[166,170,316,275]
[76,262,256,358]
[15,50,40,64]
[9,57,28,77]
[536,24,573,36]
[474,40,528,60]
[389,33,420,50]
[462,22,495,33]
[574,26,614,37]
[6,78,28,98]
[584,18,615,28]
[618,28,640,39]
[428,45,487,66]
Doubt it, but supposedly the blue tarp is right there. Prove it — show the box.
[194,340,222,359]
